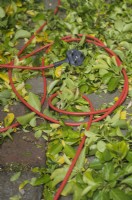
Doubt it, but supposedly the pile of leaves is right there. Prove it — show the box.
[0,0,132,200]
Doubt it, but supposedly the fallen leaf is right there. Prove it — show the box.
[4,113,15,127]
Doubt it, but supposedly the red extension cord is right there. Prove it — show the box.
[0,1,129,199]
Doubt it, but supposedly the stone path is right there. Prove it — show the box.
[0,1,69,198]
[0,1,131,200]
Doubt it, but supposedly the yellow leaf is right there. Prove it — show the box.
[26,10,36,16]
[3,106,9,112]
[6,5,14,15]
[89,34,96,37]
[16,82,25,91]
[36,36,44,43]
[62,140,65,147]
[0,73,9,83]
[120,111,127,120]
[76,105,81,110]
[114,96,119,102]
[50,124,60,129]
[13,127,17,133]
[80,132,85,138]
[57,129,62,135]
[36,34,53,43]
[16,1,22,7]
[5,82,11,89]
[0,121,3,126]
[0,55,5,62]
[55,66,63,78]
[58,156,65,164]
[4,113,15,127]
[24,95,29,101]
[6,31,15,38]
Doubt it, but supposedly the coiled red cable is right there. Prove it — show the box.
[0,1,129,199]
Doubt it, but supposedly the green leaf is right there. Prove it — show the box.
[93,191,110,200]
[30,174,50,186]
[9,195,22,200]
[27,92,41,112]
[112,119,128,129]
[0,7,5,18]
[96,149,113,163]
[97,54,111,66]
[122,175,132,187]
[19,180,29,190]
[97,141,106,152]
[17,112,35,125]
[123,23,132,32]
[61,182,74,196]
[48,140,63,155]
[48,80,59,94]
[62,181,83,200]
[82,172,100,196]
[103,162,115,181]
[110,188,131,200]
[69,115,84,122]
[93,59,109,70]
[10,172,21,182]
[29,116,37,127]
[114,50,124,60]
[34,130,42,139]
[67,129,80,139]
[51,166,69,187]
[81,185,93,196]
[126,151,132,162]
[79,34,86,46]
[119,41,130,50]
[73,184,84,200]
[108,77,119,92]
[2,129,14,140]
[43,108,58,120]
[60,87,74,101]
[89,159,102,170]
[124,163,132,175]
[65,78,76,90]
[114,20,124,32]
[14,29,31,40]
[74,146,86,172]
[102,73,113,84]
[0,90,11,98]
[63,144,76,158]
[83,169,96,185]
[0,90,11,105]
[107,141,129,160]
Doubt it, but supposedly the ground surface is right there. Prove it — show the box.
[0,1,131,200]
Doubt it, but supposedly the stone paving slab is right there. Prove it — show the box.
[26,76,45,95]
[0,102,27,122]
[0,171,43,200]
[0,101,46,200]
[0,131,45,167]
[60,196,72,200]
[0,100,46,167]
[44,0,58,9]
